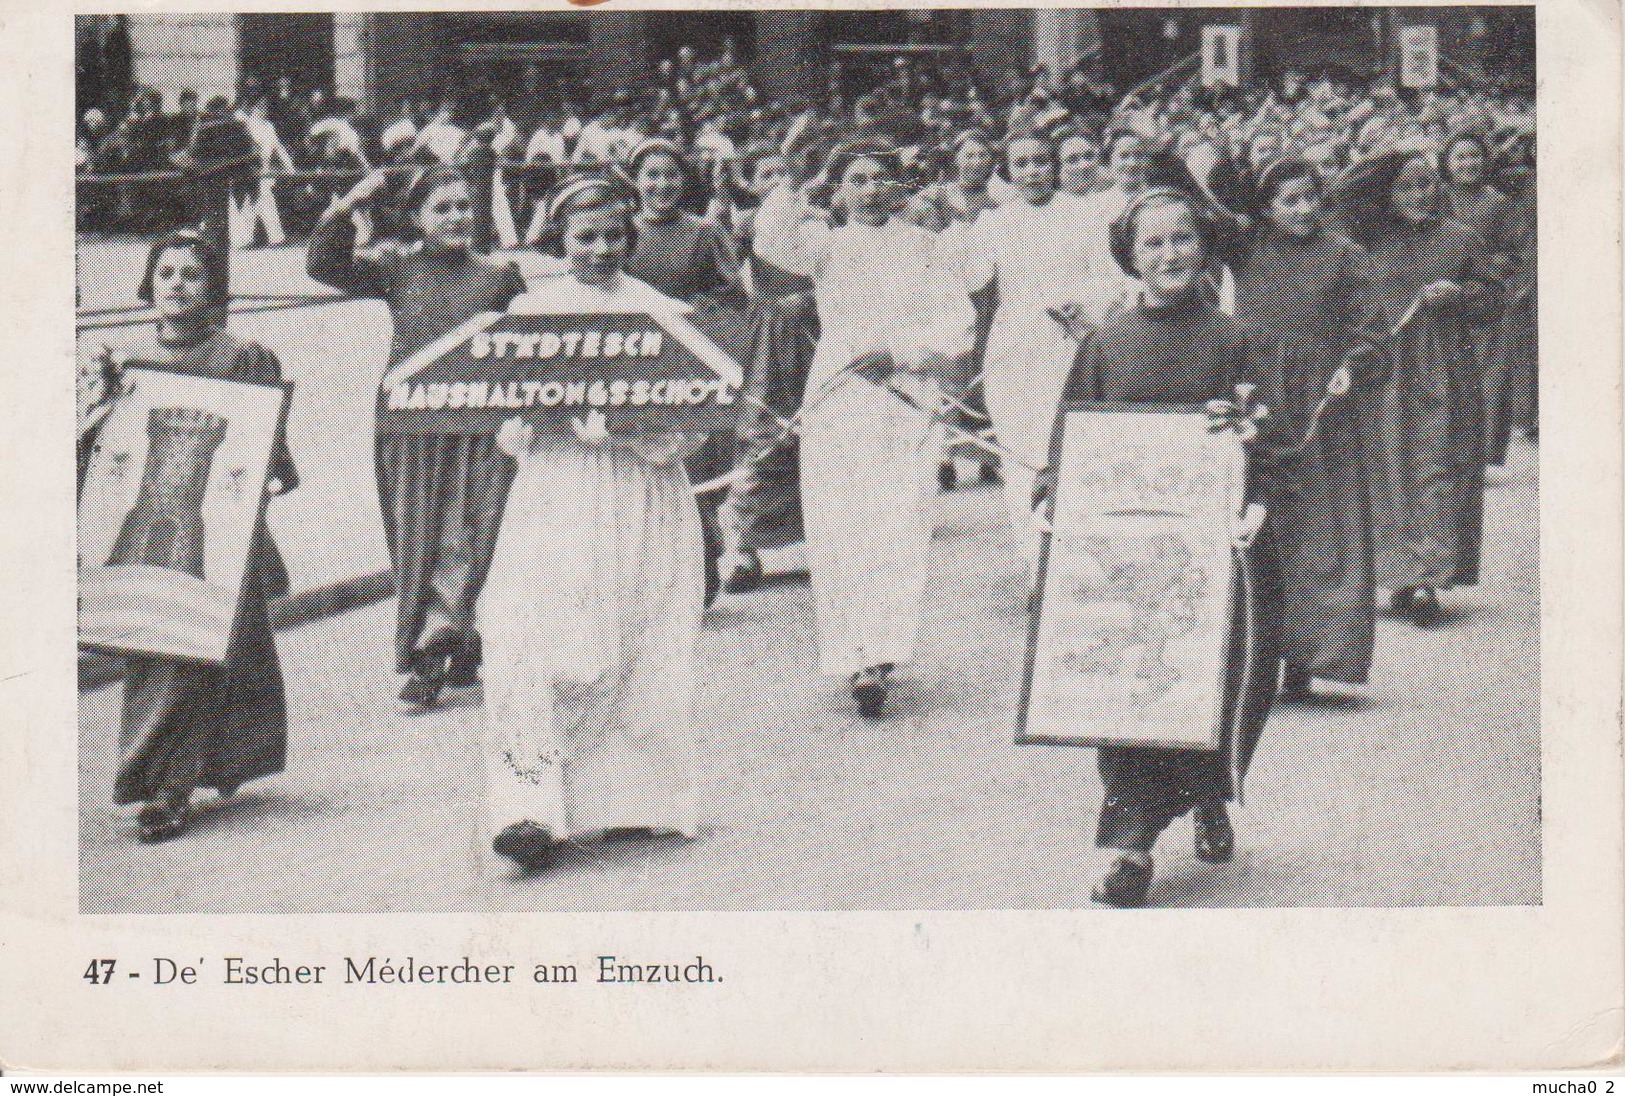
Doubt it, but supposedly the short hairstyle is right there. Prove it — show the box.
[1254,157,1322,210]
[543,175,638,258]
[137,229,230,312]
[1438,131,1492,182]
[1108,188,1213,278]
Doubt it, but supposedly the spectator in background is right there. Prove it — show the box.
[380,98,419,163]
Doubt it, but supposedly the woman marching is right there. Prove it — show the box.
[621,137,750,607]
[307,165,526,707]
[754,140,975,718]
[1052,188,1289,908]
[953,128,1122,592]
[1328,148,1501,627]
[94,231,300,843]
[1437,131,1518,466]
[1231,158,1389,699]
[479,177,708,872]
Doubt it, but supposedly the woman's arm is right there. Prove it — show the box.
[307,173,394,297]
[237,345,300,495]
[752,182,829,281]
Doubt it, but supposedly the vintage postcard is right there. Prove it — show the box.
[1,0,1619,1073]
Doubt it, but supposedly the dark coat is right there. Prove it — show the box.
[1233,225,1387,683]
[1354,215,1500,589]
[307,213,527,670]
[1064,298,1285,842]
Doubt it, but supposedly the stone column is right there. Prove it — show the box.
[333,13,370,110]
[126,13,238,107]
[754,12,821,103]
[588,13,651,106]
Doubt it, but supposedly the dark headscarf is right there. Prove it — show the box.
[1326,148,1434,248]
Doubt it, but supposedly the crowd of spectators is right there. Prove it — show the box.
[77,37,1536,242]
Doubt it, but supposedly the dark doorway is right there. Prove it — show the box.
[239,14,335,98]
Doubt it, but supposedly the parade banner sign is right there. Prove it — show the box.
[1017,404,1244,750]
[376,305,746,436]
[78,366,293,664]
[1398,25,1440,89]
[1202,25,1244,88]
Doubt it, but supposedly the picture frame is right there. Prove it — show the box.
[1017,402,1246,751]
[77,363,293,664]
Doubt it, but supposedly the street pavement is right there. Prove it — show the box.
[78,242,1540,911]
[78,448,1539,910]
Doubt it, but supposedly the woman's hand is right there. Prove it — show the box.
[496,415,535,457]
[1420,279,1463,307]
[77,346,122,434]
[1047,302,1095,344]
[570,409,610,445]
[266,477,285,497]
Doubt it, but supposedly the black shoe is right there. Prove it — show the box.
[493,822,558,872]
[851,665,890,719]
[1390,587,1416,614]
[1409,587,1440,628]
[938,460,957,491]
[1193,802,1235,864]
[399,665,445,708]
[721,550,763,595]
[1092,855,1153,907]
[445,631,482,688]
[137,800,188,844]
[979,461,1002,486]
[1279,664,1314,701]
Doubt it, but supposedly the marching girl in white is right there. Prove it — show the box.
[949,129,1124,591]
[755,140,975,718]
[479,177,708,872]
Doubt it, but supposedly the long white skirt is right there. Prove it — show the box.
[479,437,703,841]
[982,317,1076,580]
[799,372,941,677]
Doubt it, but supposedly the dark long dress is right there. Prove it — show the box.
[1357,216,1500,591]
[625,213,749,600]
[1496,181,1538,443]
[307,214,527,673]
[1444,183,1519,464]
[1063,297,1286,853]
[725,208,819,553]
[1233,225,1388,684]
[110,328,299,806]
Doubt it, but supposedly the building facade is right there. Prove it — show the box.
[79,9,1534,118]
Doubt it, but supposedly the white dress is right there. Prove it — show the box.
[755,186,975,677]
[949,190,1129,576]
[479,272,706,842]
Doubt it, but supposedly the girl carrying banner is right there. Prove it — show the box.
[479,177,706,872]
[93,231,299,844]
[1050,188,1289,907]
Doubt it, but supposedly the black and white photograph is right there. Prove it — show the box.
[69,5,1548,915]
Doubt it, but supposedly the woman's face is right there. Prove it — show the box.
[1109,135,1150,190]
[1267,174,1321,238]
[564,206,632,287]
[636,151,686,217]
[413,180,474,253]
[953,139,995,190]
[1248,132,1283,171]
[150,245,213,323]
[838,155,896,227]
[1132,200,1206,304]
[1058,136,1101,196]
[1445,139,1487,188]
[1390,156,1439,225]
[1006,137,1057,204]
[750,154,790,198]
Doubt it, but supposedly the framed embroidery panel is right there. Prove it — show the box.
[78,364,293,664]
[1017,402,1245,751]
